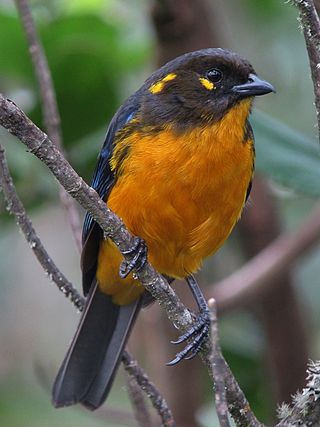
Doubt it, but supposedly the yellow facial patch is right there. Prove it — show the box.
[149,73,177,94]
[199,77,215,91]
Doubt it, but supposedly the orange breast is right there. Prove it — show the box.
[97,99,254,304]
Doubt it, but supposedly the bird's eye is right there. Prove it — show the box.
[206,68,223,83]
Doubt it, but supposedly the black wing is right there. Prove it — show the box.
[81,99,139,295]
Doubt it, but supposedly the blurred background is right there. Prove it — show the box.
[1,0,320,426]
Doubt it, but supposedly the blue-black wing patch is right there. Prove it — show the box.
[82,107,137,244]
[81,100,139,296]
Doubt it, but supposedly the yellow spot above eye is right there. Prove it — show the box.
[149,81,165,94]
[162,73,177,82]
[149,73,177,94]
[199,77,215,91]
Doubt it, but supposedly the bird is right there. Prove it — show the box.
[52,48,274,410]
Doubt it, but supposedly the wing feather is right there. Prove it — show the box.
[81,99,139,295]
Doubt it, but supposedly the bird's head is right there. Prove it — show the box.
[141,48,274,130]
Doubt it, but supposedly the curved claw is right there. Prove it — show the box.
[184,332,207,360]
[170,337,185,345]
[167,336,200,366]
[184,351,199,361]
[170,320,205,345]
[167,319,210,366]
[166,356,182,367]
[119,237,147,279]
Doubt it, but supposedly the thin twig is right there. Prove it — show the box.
[126,370,155,427]
[10,0,192,334]
[202,299,263,427]
[0,93,193,331]
[222,360,264,427]
[14,2,155,421]
[14,0,61,146]
[0,93,261,426]
[207,298,231,427]
[0,97,177,423]
[292,0,320,135]
[122,351,176,427]
[0,143,84,311]
[0,139,171,425]
[58,189,82,252]
[15,0,82,250]
[210,203,320,313]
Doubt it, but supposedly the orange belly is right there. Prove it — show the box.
[96,100,254,304]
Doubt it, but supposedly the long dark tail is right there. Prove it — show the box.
[52,282,141,410]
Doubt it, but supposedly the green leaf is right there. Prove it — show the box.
[252,110,320,197]
[0,13,34,84]
[34,14,122,145]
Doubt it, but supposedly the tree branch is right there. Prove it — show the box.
[15,0,61,147]
[0,142,84,311]
[0,93,194,331]
[125,368,155,427]
[14,2,157,422]
[0,136,176,426]
[0,93,262,426]
[222,360,265,427]
[3,1,320,424]
[122,351,176,427]
[15,0,82,250]
[292,0,320,135]
[207,298,231,427]
[151,2,222,424]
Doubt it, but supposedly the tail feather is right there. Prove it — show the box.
[52,282,141,409]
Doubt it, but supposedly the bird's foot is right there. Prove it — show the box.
[119,237,148,279]
[167,309,210,366]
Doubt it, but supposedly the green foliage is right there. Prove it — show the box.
[253,110,320,196]
[243,0,289,18]
[1,4,319,214]
[0,14,33,83]
[0,7,150,210]
[35,14,121,145]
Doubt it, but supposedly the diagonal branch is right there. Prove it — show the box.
[0,142,84,311]
[14,0,61,148]
[15,0,82,250]
[0,93,193,331]
[203,343,264,427]
[122,351,176,427]
[292,0,320,135]
[0,93,263,427]
[14,2,157,422]
[125,372,154,427]
[207,298,231,427]
[0,139,173,426]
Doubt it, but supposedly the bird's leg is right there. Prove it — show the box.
[167,275,210,366]
[119,236,148,279]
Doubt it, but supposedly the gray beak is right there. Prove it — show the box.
[232,73,275,97]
